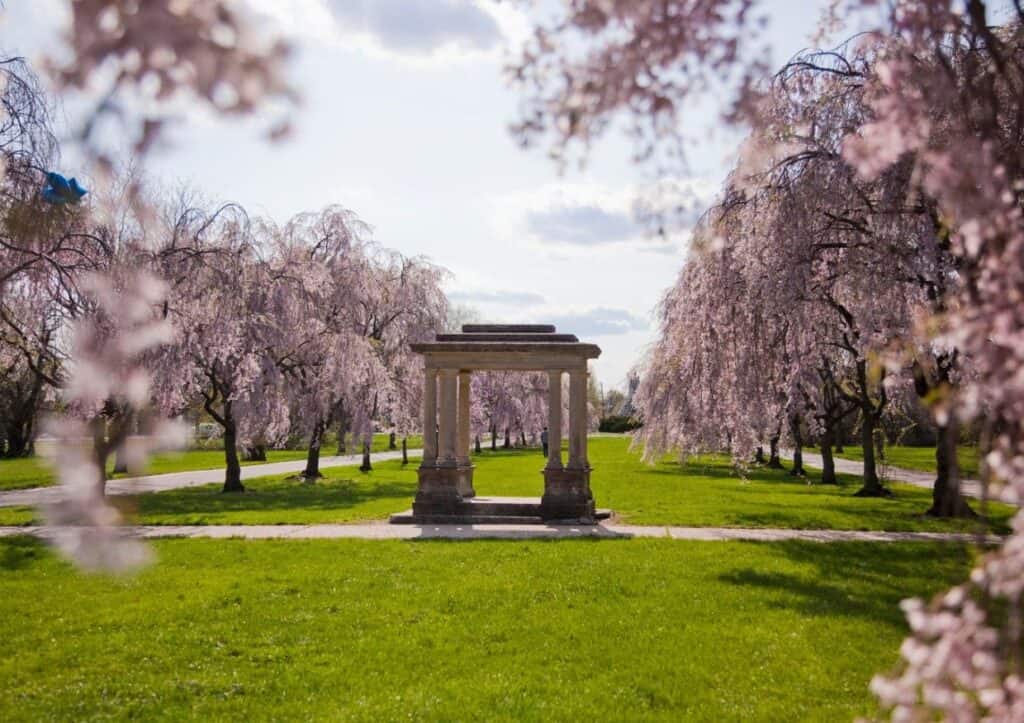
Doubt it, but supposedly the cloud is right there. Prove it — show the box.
[526,204,639,246]
[547,308,649,337]
[492,179,717,255]
[449,289,546,305]
[248,0,506,60]
[324,0,501,55]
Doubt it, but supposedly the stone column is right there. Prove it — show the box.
[455,370,475,498]
[541,366,594,521]
[567,368,587,470]
[457,371,471,466]
[421,366,437,466]
[438,369,458,467]
[546,370,563,470]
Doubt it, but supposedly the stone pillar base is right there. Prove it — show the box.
[540,467,595,520]
[413,465,463,516]
[455,464,475,498]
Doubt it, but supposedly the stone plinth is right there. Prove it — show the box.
[413,464,476,516]
[541,467,595,521]
[412,466,462,516]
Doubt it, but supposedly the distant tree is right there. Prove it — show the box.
[348,249,448,470]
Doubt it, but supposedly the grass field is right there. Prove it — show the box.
[0,433,421,492]
[835,444,981,478]
[0,535,975,721]
[0,437,1010,533]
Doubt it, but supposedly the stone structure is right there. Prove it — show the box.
[391,324,605,524]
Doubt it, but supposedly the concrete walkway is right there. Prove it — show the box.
[0,449,420,508]
[784,450,987,499]
[0,522,1001,544]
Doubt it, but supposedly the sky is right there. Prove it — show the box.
[1,0,833,391]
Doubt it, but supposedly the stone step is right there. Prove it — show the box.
[388,505,612,526]
[458,497,543,516]
[389,513,547,525]
[435,333,579,343]
[462,324,555,333]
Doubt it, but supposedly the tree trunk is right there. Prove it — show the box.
[242,445,267,462]
[789,416,805,477]
[388,431,396,450]
[790,445,804,477]
[819,427,838,485]
[3,422,32,457]
[359,440,372,472]
[474,434,481,454]
[303,419,325,481]
[767,433,783,469]
[503,427,511,449]
[401,437,408,465]
[519,430,526,447]
[854,412,889,497]
[111,411,134,474]
[490,424,497,451]
[754,446,765,464]
[91,417,109,496]
[3,368,44,458]
[336,414,348,455]
[112,448,128,475]
[927,419,975,517]
[222,403,245,493]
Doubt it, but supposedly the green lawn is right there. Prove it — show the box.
[1,436,1010,533]
[835,444,981,478]
[0,433,421,492]
[0,535,974,721]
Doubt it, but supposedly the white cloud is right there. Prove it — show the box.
[526,203,638,246]
[545,307,650,337]
[490,179,716,255]
[449,289,545,305]
[246,0,516,65]
[325,0,500,54]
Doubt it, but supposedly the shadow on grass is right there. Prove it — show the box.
[718,540,975,627]
[120,477,418,520]
[638,459,847,486]
[0,536,48,571]
[472,448,546,460]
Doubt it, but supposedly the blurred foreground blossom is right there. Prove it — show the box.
[41,271,186,573]
[48,0,295,175]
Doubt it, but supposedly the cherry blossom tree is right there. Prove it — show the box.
[148,202,269,493]
[0,281,61,456]
[255,207,381,481]
[635,37,970,504]
[347,249,448,470]
[515,0,1024,715]
[0,0,298,567]
[473,371,561,451]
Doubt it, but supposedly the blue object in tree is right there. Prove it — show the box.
[42,172,88,204]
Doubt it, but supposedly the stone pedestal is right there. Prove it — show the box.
[540,466,595,521]
[413,465,462,516]
[413,463,476,514]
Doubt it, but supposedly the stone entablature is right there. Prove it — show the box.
[403,324,602,523]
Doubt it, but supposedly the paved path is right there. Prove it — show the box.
[784,450,987,499]
[0,522,1001,544]
[0,449,420,508]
